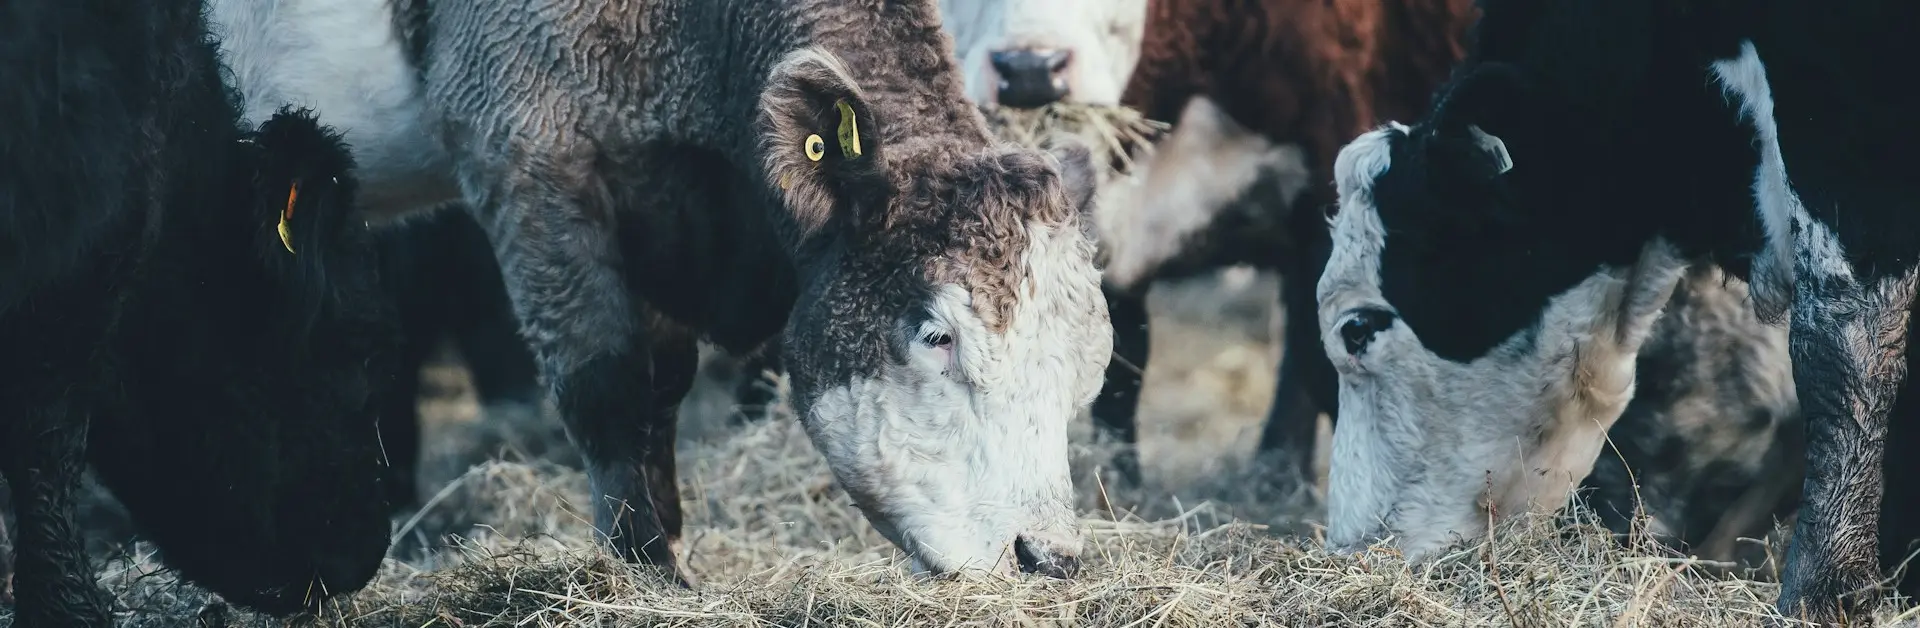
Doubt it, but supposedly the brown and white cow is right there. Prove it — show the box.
[205,0,1114,583]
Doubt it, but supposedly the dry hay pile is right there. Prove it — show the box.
[86,408,1918,627]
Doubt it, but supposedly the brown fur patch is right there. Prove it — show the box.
[1123,0,1479,201]
[756,5,1093,335]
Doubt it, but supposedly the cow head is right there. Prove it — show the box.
[98,109,397,615]
[941,0,1149,108]
[1312,61,1712,560]
[759,47,1110,578]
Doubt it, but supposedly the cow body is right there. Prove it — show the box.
[207,0,1115,582]
[1317,0,1920,621]
[0,0,402,620]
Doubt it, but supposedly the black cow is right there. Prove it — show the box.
[1315,0,1920,622]
[0,0,400,622]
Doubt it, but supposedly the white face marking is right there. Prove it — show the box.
[802,220,1111,576]
[940,0,1149,106]
[1317,126,1689,560]
[205,0,461,217]
[1098,96,1313,291]
[1709,40,1853,319]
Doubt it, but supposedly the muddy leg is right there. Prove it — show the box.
[3,400,112,627]
[1774,264,1919,625]
[638,315,699,583]
[1094,285,1150,485]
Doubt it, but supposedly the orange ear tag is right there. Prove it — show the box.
[277,182,298,255]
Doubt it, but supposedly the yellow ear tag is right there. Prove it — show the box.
[834,99,863,159]
[277,182,298,255]
[805,134,826,162]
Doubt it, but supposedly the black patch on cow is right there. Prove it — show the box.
[1363,0,1765,364]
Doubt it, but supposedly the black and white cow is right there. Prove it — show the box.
[205,0,1115,584]
[1317,0,1920,621]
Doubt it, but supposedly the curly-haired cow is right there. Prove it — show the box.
[1,0,403,622]
[207,0,1114,582]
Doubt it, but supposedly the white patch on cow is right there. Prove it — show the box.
[1710,40,1853,319]
[1098,96,1312,290]
[206,0,460,218]
[800,219,1111,576]
[1317,125,1689,560]
[941,0,1149,106]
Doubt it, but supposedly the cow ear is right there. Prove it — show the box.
[1427,62,1527,180]
[1463,125,1513,177]
[760,48,892,235]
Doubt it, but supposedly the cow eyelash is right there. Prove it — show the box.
[922,332,953,348]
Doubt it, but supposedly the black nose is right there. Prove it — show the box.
[1340,307,1397,356]
[990,48,1072,108]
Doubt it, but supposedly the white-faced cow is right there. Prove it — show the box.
[940,0,1150,108]
[1,0,403,621]
[205,0,1114,583]
[1318,0,1920,621]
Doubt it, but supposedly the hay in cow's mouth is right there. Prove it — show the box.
[978,102,1170,182]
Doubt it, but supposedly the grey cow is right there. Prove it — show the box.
[206,0,1114,582]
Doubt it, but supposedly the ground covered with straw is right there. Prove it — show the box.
[10,104,1917,626]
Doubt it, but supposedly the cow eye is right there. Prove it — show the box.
[1322,203,1340,221]
[922,332,953,348]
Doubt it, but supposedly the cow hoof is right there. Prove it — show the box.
[1774,579,1878,627]
[197,600,231,627]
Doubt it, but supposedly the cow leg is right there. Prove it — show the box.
[463,164,693,580]
[376,319,433,512]
[1256,344,1322,482]
[442,211,541,408]
[1774,264,1920,624]
[729,343,784,425]
[2,400,111,627]
[1256,233,1339,485]
[1878,310,1920,600]
[637,314,699,583]
[1094,284,1150,485]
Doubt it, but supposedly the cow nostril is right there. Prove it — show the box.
[1013,536,1080,579]
[1044,49,1072,73]
[1339,307,1397,356]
